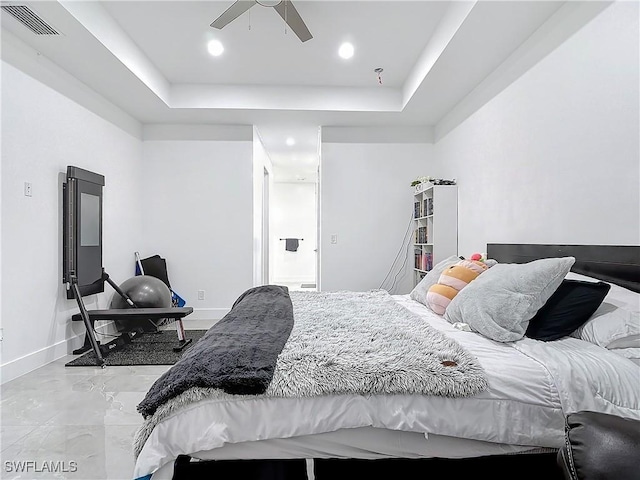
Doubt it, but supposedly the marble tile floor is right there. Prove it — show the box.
[1,357,171,479]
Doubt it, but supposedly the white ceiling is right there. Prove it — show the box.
[1,0,596,182]
[102,1,450,88]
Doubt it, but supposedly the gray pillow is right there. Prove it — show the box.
[443,257,576,342]
[410,255,461,306]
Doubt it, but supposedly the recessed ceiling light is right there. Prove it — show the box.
[338,42,354,59]
[207,39,224,57]
[286,137,296,146]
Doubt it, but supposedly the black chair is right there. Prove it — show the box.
[557,411,640,480]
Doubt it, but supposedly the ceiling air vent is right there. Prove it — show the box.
[1,5,59,35]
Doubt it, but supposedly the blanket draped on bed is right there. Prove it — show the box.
[134,289,488,458]
[137,285,294,418]
[270,290,488,397]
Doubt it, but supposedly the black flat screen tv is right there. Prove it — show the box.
[62,166,105,299]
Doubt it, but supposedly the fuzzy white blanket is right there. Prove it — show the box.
[134,290,487,457]
[271,290,487,397]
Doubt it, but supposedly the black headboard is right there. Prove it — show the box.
[487,244,640,294]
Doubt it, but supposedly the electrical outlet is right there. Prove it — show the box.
[197,290,205,301]
[24,182,32,197]
[330,234,338,244]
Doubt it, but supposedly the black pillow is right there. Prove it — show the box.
[525,279,611,342]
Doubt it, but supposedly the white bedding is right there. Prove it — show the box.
[147,429,545,479]
[134,294,640,480]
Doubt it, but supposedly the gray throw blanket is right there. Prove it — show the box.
[137,285,293,418]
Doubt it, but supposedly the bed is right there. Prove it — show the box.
[132,244,640,480]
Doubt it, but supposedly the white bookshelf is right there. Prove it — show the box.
[412,182,458,286]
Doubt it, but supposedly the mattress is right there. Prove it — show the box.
[135,295,640,480]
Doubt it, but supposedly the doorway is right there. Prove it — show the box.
[256,124,319,291]
[271,181,317,290]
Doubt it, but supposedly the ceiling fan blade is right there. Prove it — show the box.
[211,1,257,29]
[273,1,312,42]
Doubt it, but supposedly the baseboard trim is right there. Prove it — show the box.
[0,322,116,384]
[158,308,228,331]
[0,309,229,383]
[186,308,230,322]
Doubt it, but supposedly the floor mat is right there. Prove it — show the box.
[65,330,207,367]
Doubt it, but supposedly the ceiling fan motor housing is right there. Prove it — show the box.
[256,1,282,7]
[211,0,312,43]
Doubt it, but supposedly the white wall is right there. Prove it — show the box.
[140,139,254,324]
[433,2,640,255]
[1,61,143,382]
[321,142,435,293]
[271,182,317,285]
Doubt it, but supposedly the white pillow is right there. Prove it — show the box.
[409,255,460,306]
[576,308,639,349]
[444,257,575,342]
[565,272,640,349]
[566,272,639,313]
[610,347,640,367]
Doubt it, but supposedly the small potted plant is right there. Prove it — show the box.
[410,176,434,192]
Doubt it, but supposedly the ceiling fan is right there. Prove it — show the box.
[210,0,313,43]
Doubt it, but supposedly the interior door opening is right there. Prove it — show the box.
[259,125,320,292]
[271,180,317,291]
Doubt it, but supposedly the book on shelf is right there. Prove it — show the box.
[414,252,433,271]
[414,198,434,218]
[414,226,428,244]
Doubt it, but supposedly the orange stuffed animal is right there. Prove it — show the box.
[426,259,488,315]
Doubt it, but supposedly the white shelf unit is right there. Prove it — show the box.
[412,183,458,287]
